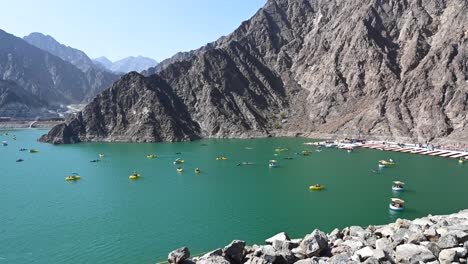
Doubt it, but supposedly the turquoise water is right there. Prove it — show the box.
[1,130,467,264]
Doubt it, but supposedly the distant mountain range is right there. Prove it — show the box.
[93,56,158,73]
[0,29,121,118]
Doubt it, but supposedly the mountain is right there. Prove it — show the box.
[24,32,96,72]
[93,56,158,73]
[40,0,468,145]
[93,56,113,70]
[0,80,51,118]
[23,32,120,102]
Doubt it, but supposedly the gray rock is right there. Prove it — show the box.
[395,244,437,263]
[439,249,457,264]
[426,242,442,257]
[341,239,364,253]
[328,253,351,264]
[438,234,459,249]
[223,240,246,264]
[375,238,392,253]
[355,246,374,261]
[454,247,468,258]
[372,249,386,261]
[196,255,231,264]
[168,247,190,264]
[253,245,279,263]
[266,232,290,244]
[297,230,329,258]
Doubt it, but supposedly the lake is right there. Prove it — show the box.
[1,129,467,263]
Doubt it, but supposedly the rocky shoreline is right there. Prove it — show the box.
[166,210,468,264]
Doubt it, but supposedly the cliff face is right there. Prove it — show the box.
[41,0,468,144]
[0,80,51,118]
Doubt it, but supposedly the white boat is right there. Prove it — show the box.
[378,164,387,168]
[392,181,405,191]
[2,141,7,146]
[269,160,278,168]
[389,198,405,211]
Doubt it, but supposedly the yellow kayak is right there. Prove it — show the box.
[309,185,325,191]
[65,175,81,181]
[379,160,395,165]
[275,148,287,152]
[29,149,39,153]
[99,154,105,158]
[147,154,157,159]
[129,174,141,179]
[177,168,184,173]
[173,159,185,164]
[195,168,201,174]
[216,157,228,161]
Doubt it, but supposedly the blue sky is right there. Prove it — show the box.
[2,0,266,62]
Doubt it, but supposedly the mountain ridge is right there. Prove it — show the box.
[92,55,158,73]
[40,0,468,145]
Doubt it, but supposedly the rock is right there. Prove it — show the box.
[372,249,386,261]
[450,231,468,243]
[439,249,457,264]
[362,257,379,264]
[266,232,290,244]
[375,226,395,238]
[223,240,246,264]
[355,246,373,261]
[438,234,459,249]
[454,247,468,258]
[328,253,352,264]
[395,244,437,263]
[375,238,392,253]
[296,230,329,258]
[425,227,439,241]
[328,228,342,243]
[196,256,231,264]
[168,247,190,264]
[413,218,435,229]
[341,239,364,253]
[253,245,279,263]
[426,242,442,257]
[201,249,222,259]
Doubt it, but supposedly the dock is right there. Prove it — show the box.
[358,143,468,159]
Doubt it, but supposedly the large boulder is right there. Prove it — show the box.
[294,230,329,258]
[395,244,437,263]
[196,256,231,264]
[266,232,290,244]
[223,240,246,264]
[438,248,457,264]
[437,234,459,249]
[168,247,190,264]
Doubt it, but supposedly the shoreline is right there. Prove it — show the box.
[0,120,63,129]
[165,209,468,264]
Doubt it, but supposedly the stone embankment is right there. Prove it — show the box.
[166,210,468,264]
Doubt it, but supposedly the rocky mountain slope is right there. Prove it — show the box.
[0,80,51,118]
[166,209,468,264]
[93,56,158,73]
[41,0,468,144]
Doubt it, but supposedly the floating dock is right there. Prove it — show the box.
[358,143,468,159]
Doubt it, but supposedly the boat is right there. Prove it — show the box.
[309,184,325,191]
[147,154,157,159]
[302,150,312,156]
[177,168,184,173]
[16,158,24,162]
[459,159,465,164]
[389,198,405,211]
[195,168,201,174]
[316,149,322,152]
[216,157,228,161]
[392,181,405,191]
[99,154,105,158]
[65,173,81,181]
[129,172,141,179]
[347,148,353,153]
[29,149,39,153]
[173,158,185,164]
[269,160,278,167]
[2,141,7,146]
[90,159,100,163]
[378,164,387,168]
[275,148,287,152]
[19,148,28,151]
[379,159,396,166]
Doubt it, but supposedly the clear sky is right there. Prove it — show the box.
[1,0,266,62]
